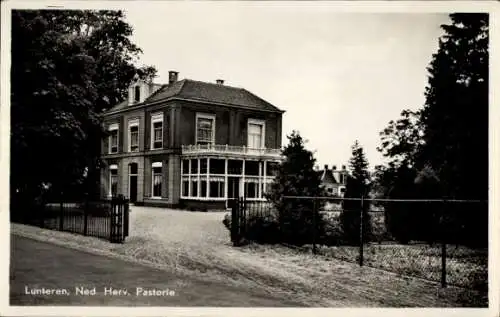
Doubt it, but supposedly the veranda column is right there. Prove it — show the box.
[197,158,201,197]
[241,159,245,198]
[188,159,192,197]
[263,160,267,197]
[206,158,210,197]
[224,159,228,199]
[258,161,262,199]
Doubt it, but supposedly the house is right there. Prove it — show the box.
[99,71,285,209]
[318,164,348,197]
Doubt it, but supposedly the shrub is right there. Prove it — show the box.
[222,211,281,244]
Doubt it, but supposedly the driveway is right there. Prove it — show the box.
[11,206,482,307]
[10,235,302,306]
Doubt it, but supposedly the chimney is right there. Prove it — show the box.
[168,71,179,85]
[332,165,337,171]
[324,164,328,171]
[216,79,224,85]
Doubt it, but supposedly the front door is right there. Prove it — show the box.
[129,175,138,203]
[129,163,138,203]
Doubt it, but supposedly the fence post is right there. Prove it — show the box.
[124,198,129,238]
[231,198,240,246]
[441,199,447,288]
[59,192,64,231]
[109,197,115,243]
[83,194,89,236]
[359,195,364,267]
[312,198,317,255]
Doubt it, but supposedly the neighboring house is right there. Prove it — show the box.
[318,164,348,197]
[100,71,285,209]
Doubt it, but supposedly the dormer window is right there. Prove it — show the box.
[134,86,140,103]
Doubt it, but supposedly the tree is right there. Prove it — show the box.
[340,141,372,244]
[10,10,157,212]
[417,14,488,247]
[266,131,326,245]
[418,13,488,200]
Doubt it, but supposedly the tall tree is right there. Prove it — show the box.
[418,13,488,200]
[266,131,326,245]
[11,10,157,210]
[341,141,372,244]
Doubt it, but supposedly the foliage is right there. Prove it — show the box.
[374,14,488,247]
[265,131,327,245]
[10,10,156,210]
[340,141,372,244]
[418,13,488,201]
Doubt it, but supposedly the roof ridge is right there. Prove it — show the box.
[183,78,244,90]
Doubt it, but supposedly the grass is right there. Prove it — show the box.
[303,243,487,290]
[12,206,488,307]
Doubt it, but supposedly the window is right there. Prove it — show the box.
[152,162,162,198]
[244,181,259,199]
[109,165,118,196]
[151,113,163,149]
[191,179,198,197]
[209,179,225,198]
[209,159,225,174]
[196,113,215,145]
[200,159,208,174]
[129,163,138,175]
[340,174,347,184]
[201,180,207,198]
[245,160,259,176]
[108,123,119,154]
[182,178,189,197]
[228,160,242,175]
[247,119,265,149]
[134,86,140,102]
[128,120,139,152]
[182,160,190,174]
[190,159,198,174]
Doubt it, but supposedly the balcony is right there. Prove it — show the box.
[181,144,283,160]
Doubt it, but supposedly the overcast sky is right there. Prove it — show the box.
[124,5,449,171]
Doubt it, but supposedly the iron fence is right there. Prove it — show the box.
[230,196,488,292]
[13,195,130,243]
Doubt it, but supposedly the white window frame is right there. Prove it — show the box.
[195,113,216,146]
[128,119,139,152]
[108,123,119,154]
[151,162,163,199]
[151,113,164,150]
[109,164,118,197]
[247,119,266,149]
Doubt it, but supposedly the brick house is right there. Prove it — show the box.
[100,71,284,209]
[318,164,348,197]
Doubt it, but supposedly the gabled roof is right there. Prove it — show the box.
[321,169,338,184]
[105,79,284,114]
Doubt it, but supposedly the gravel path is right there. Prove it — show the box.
[11,206,486,307]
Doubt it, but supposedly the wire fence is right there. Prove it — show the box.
[230,196,488,292]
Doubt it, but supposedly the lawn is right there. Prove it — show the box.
[304,243,487,290]
[11,206,488,307]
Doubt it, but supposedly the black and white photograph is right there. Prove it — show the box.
[1,1,498,316]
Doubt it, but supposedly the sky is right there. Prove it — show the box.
[124,4,449,171]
